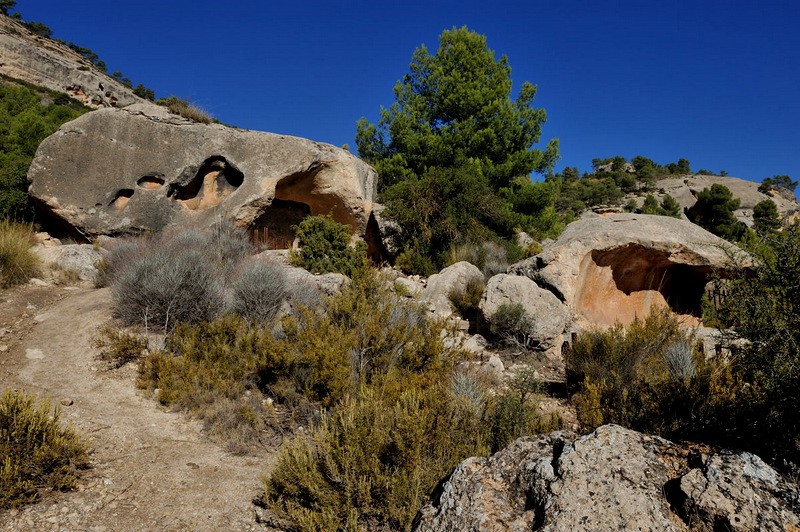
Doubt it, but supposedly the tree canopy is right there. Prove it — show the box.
[356,27,559,272]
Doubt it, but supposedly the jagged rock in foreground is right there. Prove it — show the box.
[479,273,569,350]
[28,106,384,256]
[0,14,144,108]
[509,213,742,328]
[414,425,799,532]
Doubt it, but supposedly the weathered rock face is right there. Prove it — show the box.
[509,213,739,327]
[420,261,484,317]
[28,106,381,254]
[479,274,569,350]
[0,15,144,108]
[414,425,800,532]
[650,174,799,227]
[33,244,102,282]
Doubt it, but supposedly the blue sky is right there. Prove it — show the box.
[16,0,800,184]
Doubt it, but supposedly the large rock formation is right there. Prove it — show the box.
[0,14,143,108]
[28,106,382,255]
[509,213,741,327]
[414,425,800,531]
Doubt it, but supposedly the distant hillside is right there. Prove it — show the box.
[0,14,145,108]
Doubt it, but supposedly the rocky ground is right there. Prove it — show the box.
[0,282,272,531]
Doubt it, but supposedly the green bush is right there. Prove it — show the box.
[0,390,89,509]
[0,219,39,287]
[290,214,367,276]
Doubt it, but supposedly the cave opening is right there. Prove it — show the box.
[249,198,312,249]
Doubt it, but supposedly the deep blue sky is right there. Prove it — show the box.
[16,0,800,183]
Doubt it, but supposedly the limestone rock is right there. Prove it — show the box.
[34,244,102,282]
[414,425,799,532]
[420,261,484,317]
[479,273,569,350]
[28,106,383,257]
[0,15,144,108]
[509,213,742,328]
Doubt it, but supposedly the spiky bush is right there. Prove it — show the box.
[0,390,89,509]
[0,219,39,288]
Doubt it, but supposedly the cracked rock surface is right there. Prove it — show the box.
[414,424,799,531]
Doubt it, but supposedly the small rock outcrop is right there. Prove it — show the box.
[34,243,102,283]
[414,425,800,531]
[509,213,741,327]
[420,261,484,317]
[0,15,144,108]
[479,274,569,350]
[28,107,382,256]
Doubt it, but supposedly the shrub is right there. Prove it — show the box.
[448,276,484,320]
[290,214,368,276]
[107,225,257,330]
[488,302,539,349]
[263,384,490,531]
[92,323,148,369]
[0,219,39,288]
[0,390,89,509]
[155,96,213,124]
[565,309,738,442]
[229,260,287,325]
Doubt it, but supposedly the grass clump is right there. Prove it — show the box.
[0,390,89,509]
[448,276,484,320]
[155,96,214,124]
[290,214,368,276]
[0,219,39,288]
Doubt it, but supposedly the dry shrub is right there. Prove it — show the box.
[448,276,484,320]
[156,96,214,124]
[93,323,148,369]
[0,390,89,509]
[229,260,287,325]
[0,220,39,288]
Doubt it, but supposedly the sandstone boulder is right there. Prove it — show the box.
[28,106,383,257]
[420,261,484,317]
[479,274,569,350]
[509,213,742,327]
[414,425,799,531]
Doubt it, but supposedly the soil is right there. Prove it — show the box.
[0,282,274,531]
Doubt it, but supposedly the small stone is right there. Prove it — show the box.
[0,345,8,352]
[60,398,74,406]
[25,348,45,360]
[28,278,49,287]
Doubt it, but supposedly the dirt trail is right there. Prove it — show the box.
[1,286,269,531]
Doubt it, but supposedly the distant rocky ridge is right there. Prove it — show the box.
[0,14,144,108]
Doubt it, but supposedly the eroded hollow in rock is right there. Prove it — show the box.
[249,199,311,249]
[110,189,134,210]
[137,175,165,189]
[274,164,360,231]
[575,245,711,326]
[169,156,244,211]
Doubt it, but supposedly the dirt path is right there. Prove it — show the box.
[1,286,271,531]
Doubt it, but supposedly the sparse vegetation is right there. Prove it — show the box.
[0,219,39,287]
[155,96,214,124]
[448,276,485,320]
[93,323,148,369]
[0,390,89,509]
